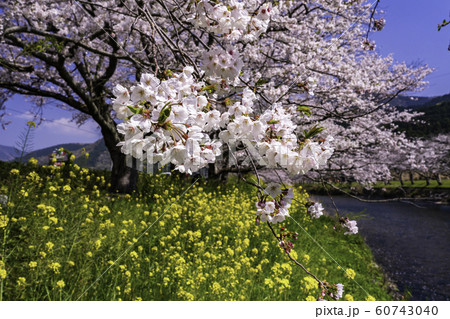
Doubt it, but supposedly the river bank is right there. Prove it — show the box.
[311,195,450,301]
[254,170,449,204]
[304,183,450,204]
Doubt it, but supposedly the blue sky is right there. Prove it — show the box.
[1,95,102,150]
[370,0,450,97]
[1,0,449,150]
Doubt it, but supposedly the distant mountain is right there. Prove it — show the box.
[389,96,433,109]
[0,145,19,161]
[421,93,450,108]
[395,94,450,138]
[72,139,112,170]
[20,139,112,170]
[389,94,450,110]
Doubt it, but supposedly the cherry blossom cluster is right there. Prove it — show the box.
[191,0,273,42]
[341,217,359,235]
[112,66,222,174]
[308,202,324,219]
[201,46,244,83]
[256,182,294,224]
[195,1,273,83]
[373,18,386,31]
[317,282,344,301]
[219,98,334,175]
[113,66,333,178]
[334,283,344,300]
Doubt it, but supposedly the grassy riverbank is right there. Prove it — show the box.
[303,180,450,203]
[373,180,450,189]
[0,160,396,300]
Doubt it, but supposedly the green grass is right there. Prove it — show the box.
[304,179,450,195]
[0,160,394,301]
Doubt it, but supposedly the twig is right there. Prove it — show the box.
[266,221,327,291]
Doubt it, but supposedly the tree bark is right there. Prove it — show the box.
[436,174,442,186]
[101,121,138,194]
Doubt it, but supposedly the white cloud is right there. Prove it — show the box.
[13,111,38,121]
[40,117,100,138]
[28,117,103,149]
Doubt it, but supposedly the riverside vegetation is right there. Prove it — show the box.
[0,159,393,301]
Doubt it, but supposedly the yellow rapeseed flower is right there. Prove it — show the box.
[303,254,310,263]
[130,251,138,259]
[302,276,318,291]
[344,294,354,301]
[163,277,170,286]
[99,206,111,214]
[46,242,54,251]
[211,282,222,295]
[29,261,38,268]
[57,280,65,289]
[0,261,6,280]
[10,169,19,175]
[345,268,356,280]
[264,278,274,289]
[17,277,26,286]
[305,296,316,301]
[48,262,61,273]
[366,295,376,301]
[0,215,9,228]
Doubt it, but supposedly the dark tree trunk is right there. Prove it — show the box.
[109,148,138,194]
[208,162,216,179]
[436,174,442,186]
[101,122,138,194]
[398,172,404,186]
[409,172,414,185]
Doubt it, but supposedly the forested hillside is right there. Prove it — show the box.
[396,95,450,138]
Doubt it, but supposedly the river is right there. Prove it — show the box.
[311,195,450,301]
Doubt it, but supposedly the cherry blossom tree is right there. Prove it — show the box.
[0,0,433,189]
[399,134,450,186]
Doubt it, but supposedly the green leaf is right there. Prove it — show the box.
[303,125,324,139]
[201,84,217,94]
[158,105,172,124]
[297,105,312,117]
[127,106,143,115]
[255,78,269,86]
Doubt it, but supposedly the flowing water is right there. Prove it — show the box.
[311,195,450,301]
